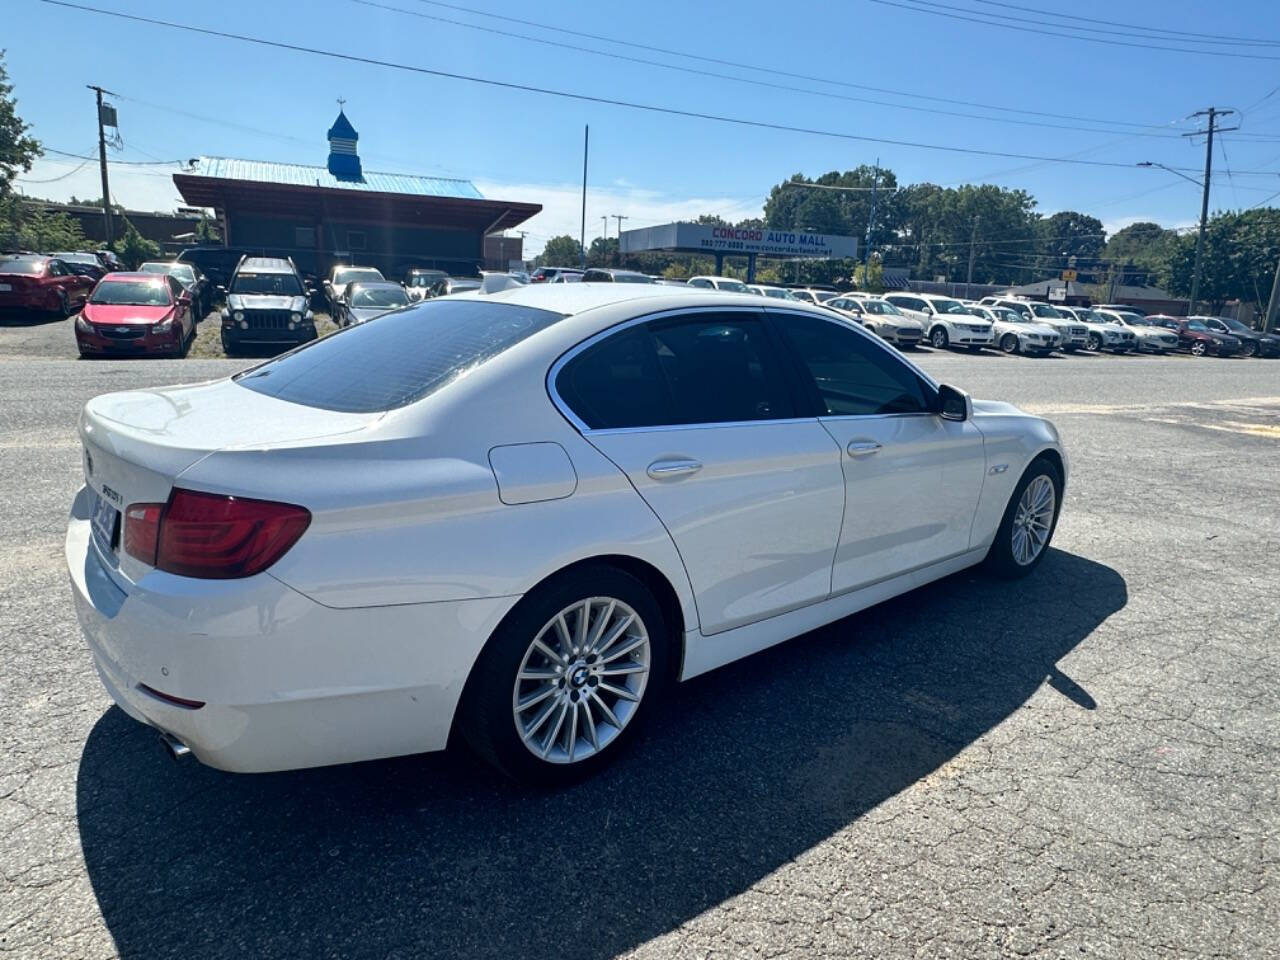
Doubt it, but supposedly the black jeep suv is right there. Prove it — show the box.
[221,256,316,355]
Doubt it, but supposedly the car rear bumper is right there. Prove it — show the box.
[66,486,518,772]
[0,290,56,310]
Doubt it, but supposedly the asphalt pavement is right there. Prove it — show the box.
[0,342,1276,959]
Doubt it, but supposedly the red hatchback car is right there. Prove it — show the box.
[74,272,197,358]
[0,255,95,316]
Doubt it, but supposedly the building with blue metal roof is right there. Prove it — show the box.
[172,110,540,279]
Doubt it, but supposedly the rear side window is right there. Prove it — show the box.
[555,313,794,429]
[770,312,932,417]
[236,299,561,413]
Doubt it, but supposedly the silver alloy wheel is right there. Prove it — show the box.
[1011,475,1055,566]
[513,596,651,764]
[1190,340,1207,356]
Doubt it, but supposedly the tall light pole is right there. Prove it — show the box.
[87,85,116,246]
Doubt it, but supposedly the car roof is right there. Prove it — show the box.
[468,280,780,316]
[238,257,296,274]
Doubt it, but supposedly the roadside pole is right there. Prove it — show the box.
[579,125,588,270]
[88,85,114,246]
[1264,255,1280,333]
[1184,108,1237,314]
[965,215,979,299]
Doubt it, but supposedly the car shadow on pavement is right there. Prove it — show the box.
[76,548,1125,960]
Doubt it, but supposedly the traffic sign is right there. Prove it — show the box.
[1061,269,1078,282]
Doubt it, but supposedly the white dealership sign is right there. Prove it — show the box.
[621,222,858,259]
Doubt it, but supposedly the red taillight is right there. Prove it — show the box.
[123,502,164,564]
[122,489,310,579]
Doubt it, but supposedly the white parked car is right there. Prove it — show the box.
[687,275,751,293]
[747,284,800,301]
[67,285,1066,784]
[1093,308,1178,353]
[789,287,839,305]
[851,297,925,348]
[970,305,1061,356]
[1059,306,1137,353]
[884,293,994,350]
[980,297,1088,352]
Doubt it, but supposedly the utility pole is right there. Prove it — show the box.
[965,215,980,299]
[601,216,608,240]
[1263,254,1280,333]
[579,125,588,270]
[1184,107,1237,313]
[863,158,879,278]
[88,85,115,246]
[612,214,628,237]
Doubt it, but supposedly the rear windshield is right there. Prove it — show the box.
[334,267,383,286]
[0,259,43,275]
[351,285,409,308]
[234,299,562,413]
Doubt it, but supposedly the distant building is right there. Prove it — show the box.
[172,109,540,278]
[1005,277,1186,315]
[22,200,203,253]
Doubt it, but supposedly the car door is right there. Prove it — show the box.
[766,309,987,593]
[553,308,846,635]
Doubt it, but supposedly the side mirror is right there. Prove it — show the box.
[215,285,227,296]
[937,383,971,422]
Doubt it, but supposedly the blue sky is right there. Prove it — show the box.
[9,0,1280,254]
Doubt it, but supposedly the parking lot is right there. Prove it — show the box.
[0,326,1275,959]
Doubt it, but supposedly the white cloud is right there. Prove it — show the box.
[474,179,765,254]
[16,156,190,212]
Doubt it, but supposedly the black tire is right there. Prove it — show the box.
[459,564,671,786]
[1241,340,1258,358]
[984,456,1063,580]
[57,291,72,318]
[221,334,236,357]
[1086,332,1102,352]
[930,327,949,349]
[1000,333,1019,354]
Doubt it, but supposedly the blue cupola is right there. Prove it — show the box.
[326,109,362,181]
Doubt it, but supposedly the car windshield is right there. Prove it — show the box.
[1219,318,1248,331]
[407,273,443,287]
[89,279,171,306]
[1030,304,1062,318]
[52,253,97,265]
[351,285,410,308]
[930,298,969,315]
[715,279,749,293]
[232,272,302,296]
[138,263,168,273]
[0,259,44,275]
[235,299,562,413]
[995,309,1023,322]
[763,288,798,300]
[334,268,382,286]
[614,273,654,283]
[861,300,900,315]
[1119,313,1148,325]
[1185,320,1209,331]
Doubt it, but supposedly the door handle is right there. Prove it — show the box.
[846,440,883,457]
[647,458,703,480]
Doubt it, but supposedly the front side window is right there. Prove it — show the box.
[770,312,931,417]
[689,278,712,288]
[555,313,794,430]
[237,299,561,413]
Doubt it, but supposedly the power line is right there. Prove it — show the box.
[401,0,1182,131]
[42,1,1280,177]
[16,156,95,184]
[968,0,1280,47]
[354,0,1185,138]
[43,146,184,165]
[870,0,1280,61]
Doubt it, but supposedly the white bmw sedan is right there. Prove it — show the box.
[67,285,1067,784]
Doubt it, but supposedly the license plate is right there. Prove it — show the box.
[91,490,120,555]
[0,283,10,292]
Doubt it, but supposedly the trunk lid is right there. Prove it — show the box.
[79,377,381,584]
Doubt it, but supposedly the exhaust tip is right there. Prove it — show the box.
[159,731,192,761]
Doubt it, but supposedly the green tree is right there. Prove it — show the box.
[112,217,161,268]
[1166,208,1280,310]
[195,215,220,244]
[0,51,39,197]
[1037,211,1105,273]
[537,234,582,267]
[586,236,618,267]
[1103,221,1179,285]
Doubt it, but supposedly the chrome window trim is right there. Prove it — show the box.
[546,303,943,436]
